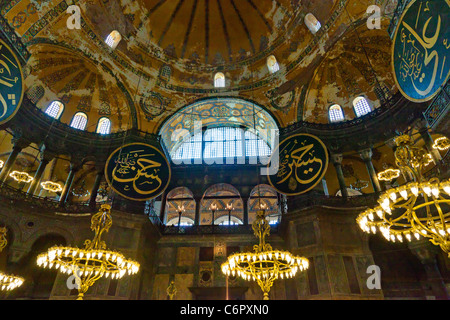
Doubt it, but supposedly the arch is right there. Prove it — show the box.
[159,97,279,159]
[96,117,111,134]
[248,184,279,224]
[44,101,64,119]
[353,96,372,117]
[164,187,195,225]
[214,72,225,88]
[328,104,345,123]
[216,215,243,225]
[70,112,88,130]
[267,55,280,74]
[304,13,321,34]
[105,30,122,49]
[200,183,243,225]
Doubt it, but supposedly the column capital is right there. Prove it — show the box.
[330,153,343,165]
[10,137,30,151]
[359,148,373,162]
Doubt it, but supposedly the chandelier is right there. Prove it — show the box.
[377,168,401,181]
[221,209,308,300]
[432,136,450,151]
[0,227,24,291]
[357,135,450,256]
[36,204,140,300]
[41,181,63,193]
[9,171,33,183]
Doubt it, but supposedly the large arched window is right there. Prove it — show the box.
[328,104,345,123]
[105,30,121,49]
[214,72,225,88]
[96,117,111,134]
[44,101,64,119]
[267,55,280,74]
[70,112,88,130]
[172,127,271,164]
[305,13,321,34]
[353,97,372,117]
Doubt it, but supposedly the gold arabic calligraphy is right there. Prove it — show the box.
[277,140,323,189]
[397,1,449,98]
[0,44,20,119]
[112,150,163,195]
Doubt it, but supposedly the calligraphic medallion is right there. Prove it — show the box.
[0,39,24,125]
[105,143,171,201]
[267,133,328,196]
[392,0,450,102]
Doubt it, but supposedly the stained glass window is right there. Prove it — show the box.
[70,112,88,130]
[96,117,111,134]
[353,97,372,117]
[329,104,344,123]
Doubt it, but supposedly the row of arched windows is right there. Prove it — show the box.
[328,97,373,123]
[44,101,111,134]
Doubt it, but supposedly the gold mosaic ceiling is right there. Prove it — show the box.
[2,0,399,133]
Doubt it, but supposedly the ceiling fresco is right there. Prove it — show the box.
[1,0,399,134]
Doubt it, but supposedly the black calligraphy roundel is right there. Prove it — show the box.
[392,0,450,102]
[267,133,329,196]
[105,143,171,201]
[0,39,24,125]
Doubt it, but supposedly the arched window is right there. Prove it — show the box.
[304,13,321,34]
[166,217,194,226]
[70,112,88,130]
[105,30,121,49]
[171,127,271,164]
[328,104,345,123]
[44,101,64,119]
[353,97,372,117]
[96,117,111,134]
[267,55,280,74]
[214,72,225,88]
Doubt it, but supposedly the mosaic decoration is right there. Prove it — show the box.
[268,133,329,196]
[105,143,171,201]
[140,91,170,121]
[392,0,450,102]
[0,39,24,125]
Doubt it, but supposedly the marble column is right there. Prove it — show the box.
[159,192,167,224]
[243,197,249,225]
[419,128,442,164]
[59,162,81,205]
[331,153,348,197]
[0,138,30,183]
[359,148,382,193]
[27,149,53,196]
[194,196,202,225]
[89,165,104,208]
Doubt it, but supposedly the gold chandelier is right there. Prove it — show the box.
[0,227,24,291]
[377,168,401,181]
[9,171,33,183]
[41,181,63,193]
[433,136,450,151]
[221,209,308,300]
[357,135,450,256]
[36,204,140,300]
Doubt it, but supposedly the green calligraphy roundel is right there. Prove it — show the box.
[392,0,450,102]
[268,133,329,196]
[105,143,171,201]
[0,39,24,125]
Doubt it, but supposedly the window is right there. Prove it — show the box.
[353,97,372,117]
[44,101,64,119]
[70,112,88,130]
[305,13,321,34]
[328,104,344,123]
[171,127,271,164]
[267,55,280,74]
[105,30,121,49]
[96,117,111,134]
[166,217,194,226]
[214,72,225,88]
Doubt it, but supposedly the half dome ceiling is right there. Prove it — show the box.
[2,0,399,134]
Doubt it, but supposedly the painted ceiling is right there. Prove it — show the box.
[1,0,399,134]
